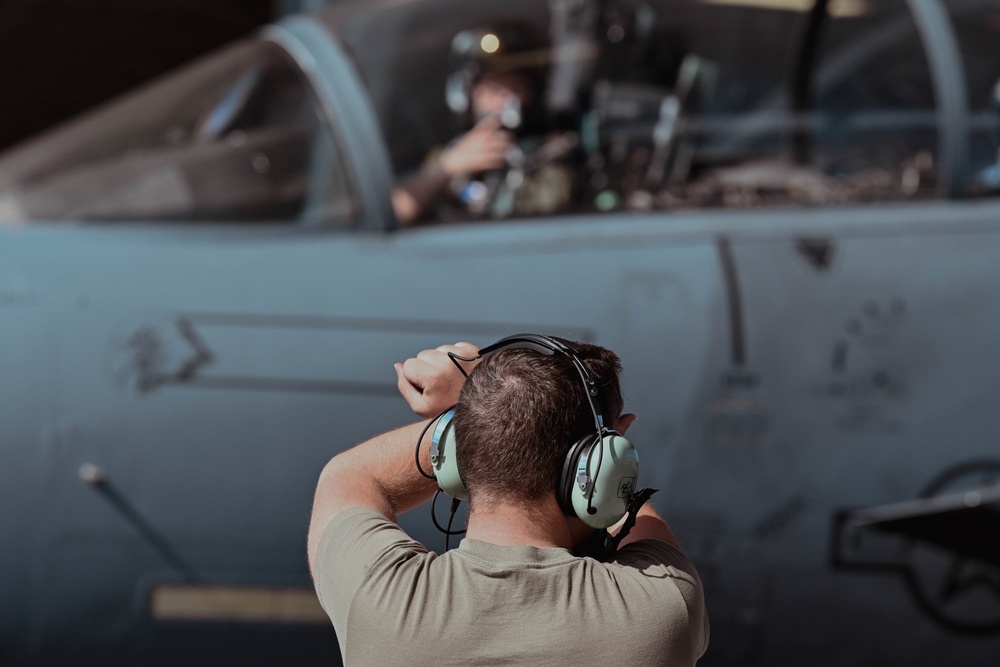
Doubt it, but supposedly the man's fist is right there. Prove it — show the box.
[395,342,480,418]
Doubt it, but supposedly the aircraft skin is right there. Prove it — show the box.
[1,1,999,665]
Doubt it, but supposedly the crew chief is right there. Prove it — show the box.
[307,340,709,665]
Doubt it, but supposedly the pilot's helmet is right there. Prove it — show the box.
[445,21,549,133]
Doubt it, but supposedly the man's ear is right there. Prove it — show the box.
[616,413,637,435]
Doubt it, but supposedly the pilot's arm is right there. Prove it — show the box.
[306,342,479,575]
[392,116,512,225]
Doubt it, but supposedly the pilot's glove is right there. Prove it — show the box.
[440,116,512,177]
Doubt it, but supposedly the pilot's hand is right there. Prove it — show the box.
[440,116,512,177]
[395,342,480,418]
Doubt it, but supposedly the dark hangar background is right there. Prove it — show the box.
[0,0,327,152]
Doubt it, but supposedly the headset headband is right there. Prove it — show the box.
[452,333,606,432]
[478,333,575,357]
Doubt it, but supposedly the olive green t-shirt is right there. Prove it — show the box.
[315,508,709,666]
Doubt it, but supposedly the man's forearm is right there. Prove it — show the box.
[316,420,439,518]
[307,419,440,572]
[618,501,682,550]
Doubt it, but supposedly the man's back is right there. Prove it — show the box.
[316,508,709,666]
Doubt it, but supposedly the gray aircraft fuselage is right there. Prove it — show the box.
[1,1,999,665]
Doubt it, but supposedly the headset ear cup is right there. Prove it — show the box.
[559,435,595,517]
[569,432,639,529]
[431,410,468,500]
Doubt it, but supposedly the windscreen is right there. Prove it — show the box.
[0,38,353,223]
[324,0,1000,222]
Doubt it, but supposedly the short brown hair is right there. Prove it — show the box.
[452,341,623,507]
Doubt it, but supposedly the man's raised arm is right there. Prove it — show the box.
[306,343,478,575]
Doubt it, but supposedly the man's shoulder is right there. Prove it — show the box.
[316,507,428,581]
[605,539,705,598]
[320,506,424,553]
[612,538,697,569]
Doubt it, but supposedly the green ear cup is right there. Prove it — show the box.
[569,432,638,529]
[430,410,468,500]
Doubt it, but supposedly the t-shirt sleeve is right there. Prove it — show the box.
[612,539,698,577]
[611,540,711,659]
[313,508,427,646]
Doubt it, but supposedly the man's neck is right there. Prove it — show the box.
[463,496,589,550]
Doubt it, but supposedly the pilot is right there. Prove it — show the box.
[307,337,710,665]
[392,23,581,225]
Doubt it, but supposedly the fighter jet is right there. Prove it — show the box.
[1,0,998,664]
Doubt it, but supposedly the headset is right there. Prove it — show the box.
[421,333,640,531]
[445,23,549,135]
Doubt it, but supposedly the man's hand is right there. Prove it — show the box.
[395,342,480,417]
[440,116,512,176]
